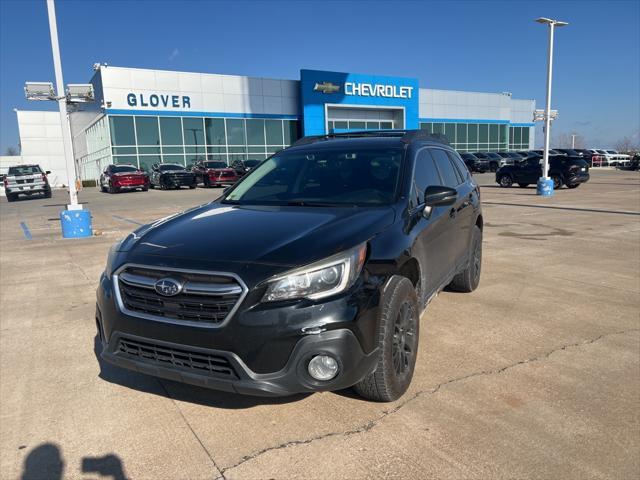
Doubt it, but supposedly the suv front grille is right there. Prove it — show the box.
[117,337,238,379]
[116,266,245,326]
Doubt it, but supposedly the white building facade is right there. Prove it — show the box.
[15,65,536,181]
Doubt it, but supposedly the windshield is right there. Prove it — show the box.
[203,161,227,169]
[112,165,138,173]
[224,146,403,206]
[159,164,185,171]
[8,165,42,175]
[607,150,617,154]
[473,152,487,158]
[487,153,501,159]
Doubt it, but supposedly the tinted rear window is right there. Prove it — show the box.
[8,165,42,175]
[159,164,185,171]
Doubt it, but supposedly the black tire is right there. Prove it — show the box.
[498,175,513,188]
[353,276,419,402]
[448,225,482,293]
[6,193,16,202]
[518,183,529,188]
[44,188,52,198]
[189,184,196,189]
[203,177,210,188]
[108,183,118,194]
[490,162,498,172]
[100,184,107,193]
[142,185,149,192]
[566,184,580,189]
[551,175,563,189]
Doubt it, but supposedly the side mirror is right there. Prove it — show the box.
[424,185,457,207]
[45,170,51,175]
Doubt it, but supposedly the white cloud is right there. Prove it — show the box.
[168,48,179,61]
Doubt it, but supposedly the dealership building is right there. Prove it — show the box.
[15,65,536,184]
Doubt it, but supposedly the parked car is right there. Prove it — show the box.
[516,151,540,159]
[191,160,241,187]
[573,149,595,167]
[496,152,525,167]
[231,159,262,176]
[471,152,503,172]
[99,164,149,194]
[460,153,487,173]
[604,150,631,166]
[96,130,483,402]
[495,155,590,189]
[4,164,52,202]
[150,164,197,190]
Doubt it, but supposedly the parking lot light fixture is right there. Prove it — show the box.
[535,17,568,197]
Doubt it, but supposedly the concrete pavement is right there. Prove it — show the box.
[1,169,638,479]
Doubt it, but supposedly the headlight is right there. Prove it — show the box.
[104,240,123,279]
[262,243,367,302]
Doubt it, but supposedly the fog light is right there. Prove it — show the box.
[307,355,339,381]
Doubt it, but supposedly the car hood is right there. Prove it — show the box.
[120,202,395,269]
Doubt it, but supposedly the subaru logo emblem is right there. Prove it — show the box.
[154,278,182,297]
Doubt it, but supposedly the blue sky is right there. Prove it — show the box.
[0,0,638,152]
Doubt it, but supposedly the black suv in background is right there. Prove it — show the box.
[96,130,483,402]
[460,153,488,173]
[150,164,197,190]
[495,155,590,189]
[471,152,503,172]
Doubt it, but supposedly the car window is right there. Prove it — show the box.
[204,161,227,169]
[225,147,403,206]
[8,165,42,175]
[431,149,459,188]
[111,165,138,173]
[410,149,442,208]
[446,151,469,182]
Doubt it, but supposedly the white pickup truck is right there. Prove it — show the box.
[3,164,52,202]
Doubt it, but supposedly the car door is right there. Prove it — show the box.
[408,148,456,300]
[430,148,471,274]
[519,157,542,184]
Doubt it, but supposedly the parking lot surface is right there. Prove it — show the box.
[1,169,639,479]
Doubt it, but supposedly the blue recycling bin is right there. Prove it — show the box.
[536,178,554,197]
[60,209,92,238]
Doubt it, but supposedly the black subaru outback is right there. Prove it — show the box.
[96,130,483,402]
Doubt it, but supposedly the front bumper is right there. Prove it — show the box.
[566,172,590,186]
[96,270,382,396]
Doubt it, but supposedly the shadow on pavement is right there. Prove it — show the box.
[21,443,128,480]
[93,335,309,409]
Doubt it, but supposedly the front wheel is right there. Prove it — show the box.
[189,184,196,189]
[353,276,419,402]
[108,183,118,194]
[518,183,529,188]
[448,225,482,293]
[490,162,498,172]
[6,193,16,202]
[566,184,580,189]
[498,175,513,188]
[552,175,563,189]
[44,188,52,198]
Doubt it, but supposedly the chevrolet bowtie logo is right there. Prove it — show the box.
[313,82,341,94]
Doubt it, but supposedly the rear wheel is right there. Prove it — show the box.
[44,188,52,198]
[353,276,419,402]
[518,183,529,188]
[498,175,513,188]
[448,225,482,293]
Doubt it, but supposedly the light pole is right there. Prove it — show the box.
[24,0,95,238]
[571,134,576,149]
[535,17,568,196]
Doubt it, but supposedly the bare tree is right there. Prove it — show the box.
[614,136,639,154]
[4,146,19,156]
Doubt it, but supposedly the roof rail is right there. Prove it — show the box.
[291,129,450,147]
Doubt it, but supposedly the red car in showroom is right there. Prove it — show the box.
[99,164,149,193]
[191,160,241,187]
